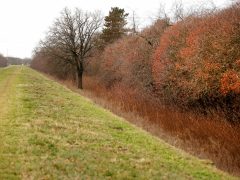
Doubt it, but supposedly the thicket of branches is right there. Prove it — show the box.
[32,8,102,88]
[31,2,240,122]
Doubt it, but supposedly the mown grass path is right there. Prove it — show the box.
[0,66,236,179]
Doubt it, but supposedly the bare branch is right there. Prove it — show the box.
[37,8,103,88]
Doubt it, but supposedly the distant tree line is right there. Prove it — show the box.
[0,54,7,67]
[0,55,31,67]
[7,57,31,65]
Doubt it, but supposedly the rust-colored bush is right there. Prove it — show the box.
[152,3,240,119]
[95,19,169,91]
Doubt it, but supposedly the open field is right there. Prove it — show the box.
[0,66,236,179]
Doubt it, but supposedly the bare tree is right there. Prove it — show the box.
[172,0,185,22]
[127,10,140,34]
[156,2,169,20]
[131,5,170,47]
[129,11,153,46]
[40,8,103,89]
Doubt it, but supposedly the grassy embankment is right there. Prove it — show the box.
[0,66,236,179]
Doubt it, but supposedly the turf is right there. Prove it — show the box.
[0,66,236,179]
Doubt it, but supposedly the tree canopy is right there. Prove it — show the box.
[38,8,102,89]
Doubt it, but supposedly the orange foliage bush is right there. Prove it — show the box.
[86,19,169,92]
[152,3,240,119]
[221,70,240,95]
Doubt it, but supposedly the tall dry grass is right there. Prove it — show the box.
[80,75,240,175]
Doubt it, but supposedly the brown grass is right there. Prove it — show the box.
[49,74,240,176]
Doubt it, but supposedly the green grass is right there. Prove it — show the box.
[0,66,236,179]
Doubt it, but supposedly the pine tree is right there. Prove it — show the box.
[102,7,129,44]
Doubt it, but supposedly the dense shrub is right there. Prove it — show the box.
[152,3,240,120]
[90,19,169,92]
[32,3,240,120]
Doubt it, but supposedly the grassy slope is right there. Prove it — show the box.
[0,66,236,179]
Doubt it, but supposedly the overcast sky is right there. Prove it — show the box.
[0,0,231,58]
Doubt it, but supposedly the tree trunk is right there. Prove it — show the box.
[76,69,83,89]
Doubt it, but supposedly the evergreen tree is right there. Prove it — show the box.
[102,7,129,44]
